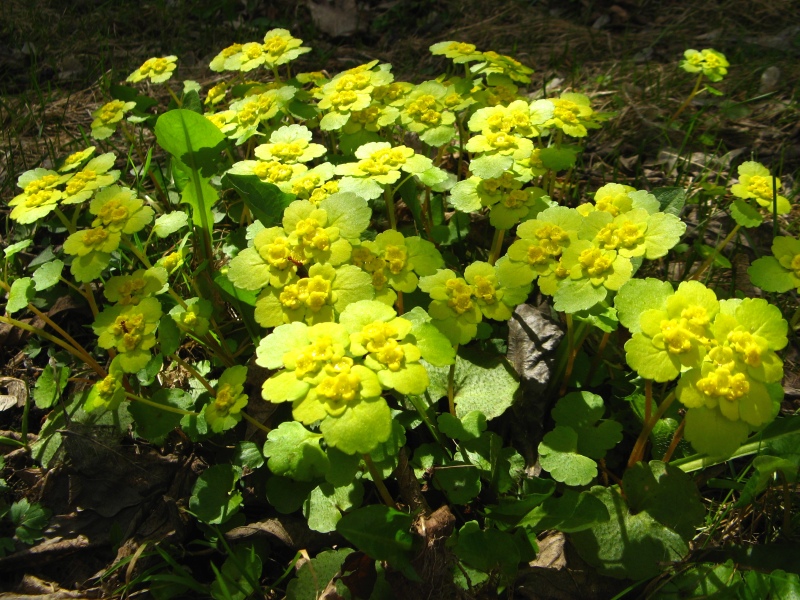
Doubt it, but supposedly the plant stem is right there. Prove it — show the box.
[83,283,100,318]
[363,453,397,509]
[627,391,676,468]
[447,344,459,416]
[585,331,611,384]
[488,228,505,266]
[661,417,686,463]
[690,223,741,281]
[241,410,271,434]
[0,315,106,377]
[53,207,76,234]
[408,392,445,447]
[171,353,215,395]
[125,391,198,416]
[644,379,653,423]
[384,188,397,230]
[670,73,704,122]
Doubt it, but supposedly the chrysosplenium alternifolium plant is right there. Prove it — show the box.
[2,30,796,587]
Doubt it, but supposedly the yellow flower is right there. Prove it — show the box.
[91,100,136,140]
[127,56,178,84]
[681,48,729,83]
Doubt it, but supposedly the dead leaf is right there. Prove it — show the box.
[0,377,27,410]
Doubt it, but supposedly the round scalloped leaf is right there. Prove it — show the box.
[469,154,513,179]
[570,485,689,580]
[453,521,521,578]
[643,212,686,259]
[319,192,372,240]
[423,349,519,420]
[537,426,597,486]
[189,464,243,525]
[285,549,354,600]
[70,252,111,283]
[256,322,310,370]
[623,461,704,540]
[624,331,680,382]
[734,298,788,351]
[304,481,364,533]
[730,198,763,228]
[684,406,750,457]
[748,257,798,293]
[7,277,34,314]
[449,178,483,213]
[551,391,623,460]
[519,488,610,533]
[320,397,392,455]
[614,278,673,333]
[32,260,64,292]
[263,421,329,482]
[437,411,487,442]
[152,211,189,237]
[552,278,608,313]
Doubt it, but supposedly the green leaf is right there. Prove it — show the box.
[152,211,189,237]
[570,485,689,580]
[483,479,556,526]
[655,560,742,599]
[623,461,705,540]
[155,109,225,177]
[304,481,364,533]
[424,348,519,420]
[223,174,294,228]
[33,363,70,409]
[181,172,219,229]
[7,277,34,313]
[469,154,513,179]
[453,521,520,577]
[211,544,262,600]
[551,392,622,460]
[695,242,732,269]
[431,462,482,504]
[265,476,315,514]
[336,505,418,581]
[537,426,598,486]
[748,257,798,293]
[614,278,673,333]
[736,455,799,507]
[9,499,50,545]
[232,441,264,471]
[519,489,609,533]
[158,314,181,356]
[189,464,243,525]
[437,411,487,442]
[127,389,193,444]
[731,198,763,228]
[263,421,330,482]
[32,260,64,291]
[286,549,354,600]
[3,239,32,258]
[651,187,686,217]
[539,146,579,171]
[553,278,607,313]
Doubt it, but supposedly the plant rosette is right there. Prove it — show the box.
[398,80,457,147]
[339,300,454,395]
[84,357,127,413]
[91,100,137,140]
[92,297,163,373]
[254,263,373,328]
[315,61,394,131]
[205,365,249,433]
[680,48,729,82]
[748,235,800,293]
[104,268,168,305]
[677,298,787,456]
[351,230,444,305]
[579,207,686,260]
[418,269,482,346]
[227,193,371,292]
[336,142,448,200]
[577,183,660,217]
[623,280,719,382]
[253,124,326,164]
[257,322,391,454]
[170,297,213,337]
[496,206,583,288]
[730,161,792,215]
[127,56,178,84]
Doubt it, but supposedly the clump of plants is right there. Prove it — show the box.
[2,31,798,599]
